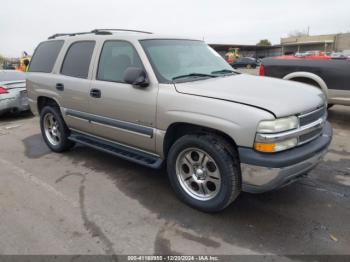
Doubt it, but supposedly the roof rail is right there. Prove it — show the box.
[91,29,153,34]
[48,31,92,39]
[48,28,153,39]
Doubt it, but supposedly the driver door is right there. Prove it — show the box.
[87,40,158,152]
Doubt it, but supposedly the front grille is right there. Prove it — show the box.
[297,105,326,145]
[299,126,323,144]
[299,106,326,126]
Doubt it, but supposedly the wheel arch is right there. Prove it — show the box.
[162,122,238,159]
[283,72,329,98]
[37,96,61,114]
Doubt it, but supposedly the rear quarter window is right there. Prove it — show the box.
[28,40,64,73]
[61,41,95,79]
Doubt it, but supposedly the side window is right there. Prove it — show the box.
[97,41,143,83]
[29,40,64,73]
[61,41,95,79]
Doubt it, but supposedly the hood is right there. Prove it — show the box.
[174,74,325,118]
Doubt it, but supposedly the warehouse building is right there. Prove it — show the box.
[210,33,350,58]
[281,33,350,54]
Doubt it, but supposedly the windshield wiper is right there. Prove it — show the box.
[172,73,217,81]
[211,69,236,75]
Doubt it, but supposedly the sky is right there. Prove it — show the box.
[1,0,349,57]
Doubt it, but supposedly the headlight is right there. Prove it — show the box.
[255,116,299,153]
[257,116,298,133]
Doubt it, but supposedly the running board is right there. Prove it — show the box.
[68,132,163,169]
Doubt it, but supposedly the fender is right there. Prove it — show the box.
[283,72,329,99]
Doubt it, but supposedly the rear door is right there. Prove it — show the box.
[56,41,96,132]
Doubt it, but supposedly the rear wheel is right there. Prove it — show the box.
[167,134,241,212]
[40,106,75,152]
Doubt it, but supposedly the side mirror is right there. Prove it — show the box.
[123,67,149,87]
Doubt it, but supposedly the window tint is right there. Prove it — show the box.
[61,41,95,79]
[28,41,64,73]
[97,41,143,83]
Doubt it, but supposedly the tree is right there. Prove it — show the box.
[257,39,272,46]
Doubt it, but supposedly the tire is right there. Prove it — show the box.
[167,134,241,212]
[40,106,75,152]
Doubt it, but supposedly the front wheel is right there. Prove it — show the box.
[40,106,75,152]
[167,134,241,212]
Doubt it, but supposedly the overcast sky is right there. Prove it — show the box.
[1,0,349,57]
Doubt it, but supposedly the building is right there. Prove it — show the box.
[210,33,350,59]
[281,33,350,54]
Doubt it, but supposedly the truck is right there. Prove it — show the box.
[260,56,350,107]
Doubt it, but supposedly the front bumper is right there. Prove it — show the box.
[239,121,332,193]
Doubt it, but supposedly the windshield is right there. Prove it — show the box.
[140,39,235,83]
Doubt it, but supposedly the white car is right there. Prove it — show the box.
[0,70,29,115]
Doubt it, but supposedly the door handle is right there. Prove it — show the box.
[56,83,64,91]
[90,88,101,98]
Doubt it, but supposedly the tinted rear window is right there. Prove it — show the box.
[61,41,95,79]
[28,40,64,73]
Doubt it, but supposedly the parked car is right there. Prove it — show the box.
[330,52,347,59]
[0,70,29,115]
[27,29,332,212]
[231,57,258,69]
[260,57,350,107]
[2,64,16,70]
[342,50,350,59]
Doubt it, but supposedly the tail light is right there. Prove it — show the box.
[259,65,265,76]
[0,86,9,94]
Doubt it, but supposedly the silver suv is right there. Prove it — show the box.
[27,29,332,212]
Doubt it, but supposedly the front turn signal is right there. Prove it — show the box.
[254,143,276,153]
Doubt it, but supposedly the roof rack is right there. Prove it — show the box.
[48,31,92,39]
[48,29,153,39]
[91,29,153,35]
